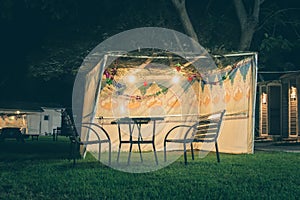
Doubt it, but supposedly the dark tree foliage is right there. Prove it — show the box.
[0,0,299,105]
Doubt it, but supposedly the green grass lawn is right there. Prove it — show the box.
[0,136,299,200]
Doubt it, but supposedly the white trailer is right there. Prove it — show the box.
[0,107,64,136]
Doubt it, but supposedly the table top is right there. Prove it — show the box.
[111,117,164,124]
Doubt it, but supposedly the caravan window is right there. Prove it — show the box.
[44,115,49,121]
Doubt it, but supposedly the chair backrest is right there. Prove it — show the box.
[62,111,78,137]
[193,110,226,142]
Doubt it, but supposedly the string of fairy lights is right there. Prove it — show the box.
[102,60,246,101]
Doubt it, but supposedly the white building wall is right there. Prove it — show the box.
[0,107,63,135]
[27,114,41,135]
[40,108,62,135]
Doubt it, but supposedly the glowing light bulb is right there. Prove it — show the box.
[290,86,297,100]
[262,92,267,104]
[172,75,180,84]
[128,75,136,84]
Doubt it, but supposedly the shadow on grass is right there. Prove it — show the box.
[0,136,73,161]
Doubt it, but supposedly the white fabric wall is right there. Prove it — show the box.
[78,54,257,156]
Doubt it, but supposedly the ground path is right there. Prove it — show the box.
[255,141,300,153]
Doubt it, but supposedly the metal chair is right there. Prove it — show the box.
[164,110,226,165]
[70,122,111,166]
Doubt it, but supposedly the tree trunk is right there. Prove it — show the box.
[239,21,257,50]
[171,0,199,43]
[233,0,261,51]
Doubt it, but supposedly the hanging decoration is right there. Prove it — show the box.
[103,60,245,87]
[175,63,181,72]
[169,62,242,85]
[217,72,227,87]
[185,62,239,85]
[102,58,252,100]
[120,86,168,101]
[139,83,151,95]
[239,62,251,81]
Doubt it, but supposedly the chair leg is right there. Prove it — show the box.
[70,141,74,165]
[152,142,158,165]
[108,142,111,166]
[127,142,133,165]
[69,140,73,161]
[137,142,143,163]
[164,141,167,162]
[117,142,122,163]
[215,142,220,163]
[98,143,101,161]
[190,143,194,160]
[183,143,187,165]
[72,142,77,166]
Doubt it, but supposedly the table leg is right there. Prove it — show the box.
[98,143,101,161]
[127,123,133,165]
[117,124,122,163]
[137,124,143,163]
[152,142,158,165]
[127,142,133,165]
